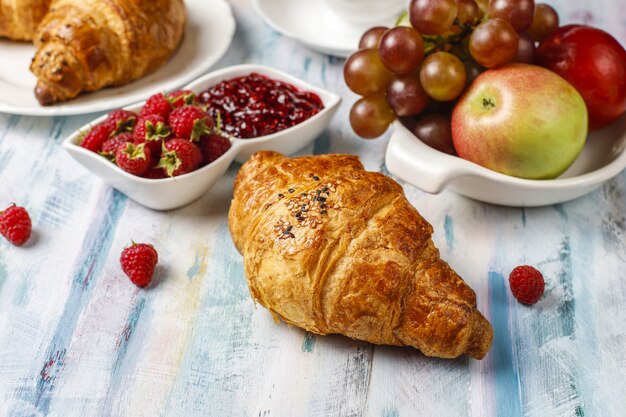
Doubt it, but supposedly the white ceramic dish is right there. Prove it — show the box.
[322,0,405,26]
[63,64,341,211]
[0,0,235,116]
[253,0,404,58]
[385,115,626,207]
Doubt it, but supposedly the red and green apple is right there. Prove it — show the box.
[451,64,588,179]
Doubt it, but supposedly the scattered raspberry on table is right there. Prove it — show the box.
[120,242,159,288]
[0,204,32,246]
[509,265,545,304]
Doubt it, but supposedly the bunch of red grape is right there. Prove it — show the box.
[344,0,560,149]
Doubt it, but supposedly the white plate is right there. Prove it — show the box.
[385,115,626,207]
[63,64,341,211]
[0,0,235,116]
[253,0,401,58]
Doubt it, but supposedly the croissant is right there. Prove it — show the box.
[29,0,186,105]
[0,0,51,41]
[229,152,493,359]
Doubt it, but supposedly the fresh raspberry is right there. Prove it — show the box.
[168,105,214,142]
[157,138,202,177]
[141,93,173,120]
[199,134,231,165]
[80,123,113,152]
[115,142,151,176]
[509,265,545,304]
[100,132,133,159]
[167,89,198,108]
[120,242,158,288]
[133,114,171,157]
[104,109,137,134]
[142,167,168,180]
[0,204,32,246]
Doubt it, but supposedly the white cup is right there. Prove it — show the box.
[322,0,407,26]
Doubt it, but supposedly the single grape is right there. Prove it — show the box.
[513,32,535,63]
[528,4,559,42]
[419,52,467,101]
[413,113,456,155]
[469,18,519,68]
[457,0,481,25]
[387,73,429,116]
[350,95,396,139]
[488,0,535,31]
[344,49,394,96]
[359,26,388,50]
[409,0,458,35]
[379,27,425,74]
[464,59,484,85]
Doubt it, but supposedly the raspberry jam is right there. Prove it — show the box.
[198,73,324,139]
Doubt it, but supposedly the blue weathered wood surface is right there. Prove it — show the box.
[1,1,625,416]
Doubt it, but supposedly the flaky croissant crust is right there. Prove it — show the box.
[0,0,51,41]
[29,0,186,105]
[229,152,493,359]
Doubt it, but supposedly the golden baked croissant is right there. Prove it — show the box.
[229,152,493,359]
[0,0,51,41]
[29,0,186,105]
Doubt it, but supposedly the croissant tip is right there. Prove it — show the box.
[35,84,55,106]
[465,312,494,360]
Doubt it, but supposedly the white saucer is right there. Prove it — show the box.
[253,0,400,58]
[0,0,235,116]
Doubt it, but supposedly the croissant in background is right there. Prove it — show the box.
[229,152,493,359]
[30,0,186,105]
[0,0,51,40]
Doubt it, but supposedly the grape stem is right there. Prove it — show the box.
[422,20,476,59]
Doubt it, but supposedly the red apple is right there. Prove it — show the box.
[452,64,588,179]
[536,25,626,131]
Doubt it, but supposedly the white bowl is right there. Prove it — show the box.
[322,0,405,25]
[385,114,626,207]
[63,64,341,211]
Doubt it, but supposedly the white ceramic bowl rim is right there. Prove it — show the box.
[392,120,626,190]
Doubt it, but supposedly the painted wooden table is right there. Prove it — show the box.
[1,1,625,416]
